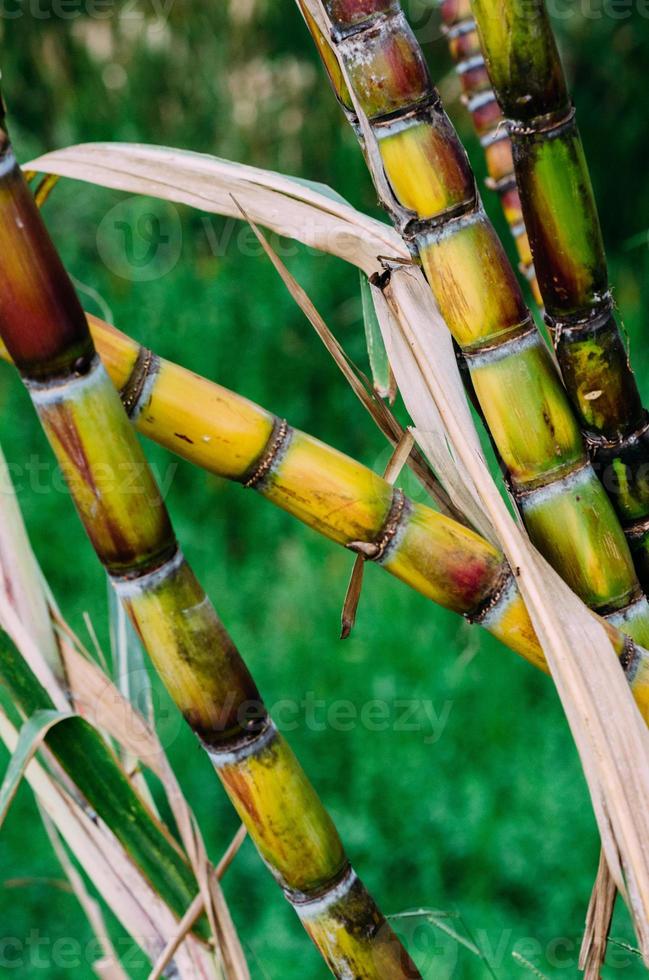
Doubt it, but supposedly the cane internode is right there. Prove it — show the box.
[439,0,541,303]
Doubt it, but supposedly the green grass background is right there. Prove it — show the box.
[1,1,649,976]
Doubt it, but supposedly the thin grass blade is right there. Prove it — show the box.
[359,271,395,401]
[0,708,74,828]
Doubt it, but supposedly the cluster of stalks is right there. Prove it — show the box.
[467,0,649,589]
[6,314,647,722]
[3,0,648,973]
[0,108,419,978]
[296,0,649,656]
[439,0,649,595]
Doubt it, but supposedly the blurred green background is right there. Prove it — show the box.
[0,0,648,976]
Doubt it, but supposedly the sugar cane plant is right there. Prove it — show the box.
[5,4,649,973]
[0,103,419,979]
[469,0,649,593]
[296,0,649,649]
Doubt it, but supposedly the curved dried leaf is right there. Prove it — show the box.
[0,710,218,978]
[25,143,407,276]
[381,263,649,963]
[0,708,74,828]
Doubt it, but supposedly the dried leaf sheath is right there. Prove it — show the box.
[297,0,649,638]
[0,633,206,934]
[13,314,649,721]
[469,0,649,588]
[438,0,541,305]
[0,122,418,979]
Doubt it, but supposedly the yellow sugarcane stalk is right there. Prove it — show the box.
[0,107,419,980]
[4,314,645,722]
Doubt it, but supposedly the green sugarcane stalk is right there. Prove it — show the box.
[0,106,419,979]
[438,0,542,306]
[296,0,649,643]
[468,0,649,592]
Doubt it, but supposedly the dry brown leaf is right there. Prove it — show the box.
[40,806,129,980]
[62,639,248,979]
[379,263,649,962]
[0,448,61,682]
[149,826,248,980]
[580,848,617,978]
[24,143,406,276]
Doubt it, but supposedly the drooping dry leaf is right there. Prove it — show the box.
[40,806,129,980]
[60,636,249,978]
[0,447,60,675]
[149,826,247,980]
[580,848,617,978]
[24,143,406,276]
[379,263,649,962]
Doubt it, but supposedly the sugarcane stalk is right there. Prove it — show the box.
[468,0,649,594]
[296,0,649,643]
[0,112,418,980]
[5,313,647,724]
[438,0,542,306]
